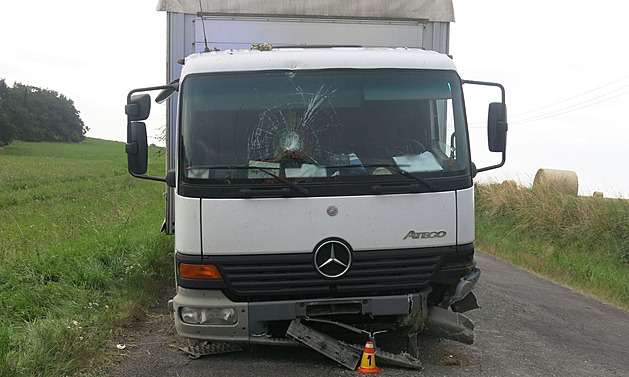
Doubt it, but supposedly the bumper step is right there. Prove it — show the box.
[178,340,243,359]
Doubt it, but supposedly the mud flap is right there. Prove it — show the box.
[424,306,475,345]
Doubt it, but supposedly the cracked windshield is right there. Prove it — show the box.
[180,70,468,183]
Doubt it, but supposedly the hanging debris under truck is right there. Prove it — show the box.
[124,0,508,369]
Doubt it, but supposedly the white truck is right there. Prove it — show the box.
[124,0,507,365]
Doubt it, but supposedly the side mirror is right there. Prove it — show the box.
[462,80,508,174]
[125,93,151,121]
[124,84,177,184]
[155,79,179,104]
[488,102,507,153]
[126,122,148,175]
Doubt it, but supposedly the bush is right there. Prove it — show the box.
[0,79,88,146]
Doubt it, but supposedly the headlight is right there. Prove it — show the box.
[180,307,237,325]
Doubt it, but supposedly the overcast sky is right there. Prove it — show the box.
[1,0,628,197]
[451,0,629,197]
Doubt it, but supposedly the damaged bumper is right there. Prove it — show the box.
[171,287,431,343]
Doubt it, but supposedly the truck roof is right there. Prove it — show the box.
[157,0,455,23]
[181,47,457,77]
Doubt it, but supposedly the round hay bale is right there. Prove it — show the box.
[533,168,578,196]
[501,180,517,188]
[593,191,604,198]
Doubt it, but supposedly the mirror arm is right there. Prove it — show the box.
[462,80,506,103]
[129,172,167,182]
[476,150,506,173]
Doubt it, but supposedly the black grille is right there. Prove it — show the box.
[209,248,449,302]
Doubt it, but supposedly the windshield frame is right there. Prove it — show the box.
[177,69,472,198]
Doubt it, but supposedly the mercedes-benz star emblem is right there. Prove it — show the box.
[314,240,352,278]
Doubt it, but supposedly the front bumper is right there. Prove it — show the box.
[172,287,431,343]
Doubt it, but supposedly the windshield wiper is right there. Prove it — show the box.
[379,164,438,190]
[328,163,438,190]
[189,165,309,195]
[254,167,310,195]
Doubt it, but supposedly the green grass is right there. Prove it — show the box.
[475,183,629,310]
[0,139,173,377]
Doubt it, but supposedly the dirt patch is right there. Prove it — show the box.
[100,291,188,376]
[112,312,178,352]
[434,344,475,367]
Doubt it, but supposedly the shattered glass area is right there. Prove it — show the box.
[247,77,340,165]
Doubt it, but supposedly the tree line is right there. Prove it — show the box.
[0,79,88,146]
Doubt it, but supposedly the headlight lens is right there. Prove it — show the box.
[180,307,237,325]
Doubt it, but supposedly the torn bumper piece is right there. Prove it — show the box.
[286,319,423,370]
[447,267,481,307]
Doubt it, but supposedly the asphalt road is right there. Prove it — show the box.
[105,252,629,376]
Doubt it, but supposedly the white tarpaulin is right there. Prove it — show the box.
[156,0,454,22]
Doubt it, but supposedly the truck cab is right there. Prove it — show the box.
[124,0,507,357]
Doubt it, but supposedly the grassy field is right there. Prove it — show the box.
[0,139,173,377]
[475,183,629,310]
